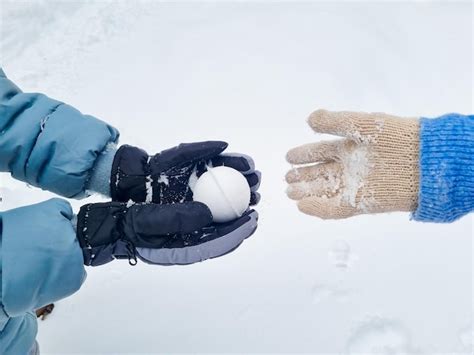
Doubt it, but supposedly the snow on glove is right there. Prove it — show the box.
[76,201,258,266]
[110,141,261,206]
[285,109,419,219]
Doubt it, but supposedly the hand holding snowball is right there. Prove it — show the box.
[110,141,261,207]
[79,140,262,266]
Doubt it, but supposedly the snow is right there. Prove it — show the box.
[157,173,169,186]
[193,166,250,223]
[345,316,416,354]
[0,1,472,354]
[187,167,199,192]
[459,324,474,352]
[145,175,153,203]
[341,146,371,208]
[328,239,355,269]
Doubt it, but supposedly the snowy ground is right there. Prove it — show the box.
[0,1,473,354]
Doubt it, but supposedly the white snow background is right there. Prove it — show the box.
[0,1,473,354]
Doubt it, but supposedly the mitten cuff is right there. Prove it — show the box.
[77,202,132,266]
[86,143,117,197]
[110,145,150,202]
[413,113,474,222]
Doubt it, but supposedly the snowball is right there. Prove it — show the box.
[193,166,250,223]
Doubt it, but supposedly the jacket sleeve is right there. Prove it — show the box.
[0,312,37,355]
[413,113,474,222]
[0,199,85,318]
[0,68,119,198]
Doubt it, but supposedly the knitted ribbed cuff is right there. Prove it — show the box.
[413,113,474,222]
[86,143,117,197]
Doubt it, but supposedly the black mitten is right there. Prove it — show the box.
[110,141,261,205]
[76,201,258,266]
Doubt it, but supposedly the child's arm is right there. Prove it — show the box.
[0,199,85,354]
[0,68,119,198]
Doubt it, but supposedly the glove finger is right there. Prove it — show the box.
[209,153,255,174]
[286,139,353,165]
[286,161,340,184]
[307,109,404,141]
[250,191,261,205]
[286,162,342,201]
[135,210,258,265]
[128,202,213,239]
[297,196,359,219]
[207,154,261,191]
[287,179,340,201]
[152,141,228,172]
[245,171,261,191]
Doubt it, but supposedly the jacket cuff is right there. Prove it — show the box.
[86,143,117,197]
[110,145,149,202]
[413,113,474,222]
[0,312,37,355]
[77,202,130,266]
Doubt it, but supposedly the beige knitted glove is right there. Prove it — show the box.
[285,109,420,219]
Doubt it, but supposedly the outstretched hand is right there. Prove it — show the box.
[286,109,419,219]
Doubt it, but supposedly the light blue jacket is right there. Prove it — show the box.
[0,68,119,354]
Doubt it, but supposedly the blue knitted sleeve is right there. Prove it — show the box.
[413,113,474,222]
